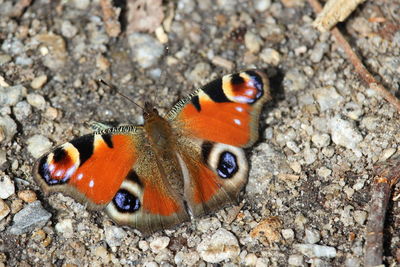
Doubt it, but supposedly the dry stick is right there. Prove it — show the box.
[307,0,400,112]
[364,158,400,266]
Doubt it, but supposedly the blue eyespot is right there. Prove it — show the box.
[217,151,238,179]
[113,189,140,213]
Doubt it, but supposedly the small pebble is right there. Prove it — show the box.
[245,32,263,54]
[294,244,336,258]
[0,115,17,143]
[13,101,32,122]
[96,55,110,71]
[379,148,397,161]
[250,217,282,246]
[128,33,164,69]
[244,253,258,266]
[353,210,367,225]
[282,229,295,240]
[303,146,317,165]
[197,228,240,263]
[0,85,25,106]
[316,167,332,178]
[0,150,6,166]
[211,56,235,70]
[9,201,52,235]
[283,69,307,91]
[35,33,68,70]
[313,86,344,112]
[304,228,321,244]
[138,240,149,251]
[150,236,170,253]
[174,251,200,266]
[26,93,46,110]
[72,0,90,9]
[253,0,271,12]
[10,199,23,214]
[44,106,59,120]
[310,42,329,63]
[30,75,48,89]
[288,254,304,266]
[0,175,15,199]
[260,48,281,65]
[329,116,363,154]
[311,133,331,148]
[55,218,74,238]
[26,135,53,159]
[61,20,78,39]
[0,199,10,221]
[105,226,127,247]
[17,190,37,203]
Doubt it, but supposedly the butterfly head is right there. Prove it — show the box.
[143,102,160,120]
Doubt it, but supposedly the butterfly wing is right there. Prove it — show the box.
[167,70,270,216]
[33,127,189,234]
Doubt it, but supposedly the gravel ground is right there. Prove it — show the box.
[0,0,400,266]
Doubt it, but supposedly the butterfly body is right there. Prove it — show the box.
[33,70,271,234]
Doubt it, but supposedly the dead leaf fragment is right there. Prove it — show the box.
[250,216,283,246]
[313,0,367,32]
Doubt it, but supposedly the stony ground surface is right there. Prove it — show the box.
[0,0,400,266]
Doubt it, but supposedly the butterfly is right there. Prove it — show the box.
[33,70,271,234]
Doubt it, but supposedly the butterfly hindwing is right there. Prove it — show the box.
[168,70,270,215]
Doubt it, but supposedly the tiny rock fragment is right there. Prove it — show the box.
[150,236,170,253]
[17,190,37,203]
[155,26,168,44]
[30,75,48,89]
[211,56,235,70]
[96,54,110,71]
[27,134,52,159]
[34,33,68,70]
[313,0,367,32]
[100,0,121,37]
[294,244,337,258]
[0,116,17,144]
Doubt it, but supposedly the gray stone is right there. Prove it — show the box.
[13,101,32,121]
[310,42,329,63]
[329,116,363,155]
[313,86,344,112]
[253,0,271,12]
[304,228,321,244]
[105,225,127,247]
[0,85,25,106]
[27,93,46,110]
[8,201,51,235]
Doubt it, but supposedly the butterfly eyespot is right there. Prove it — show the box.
[113,189,141,213]
[217,151,238,179]
[38,158,71,185]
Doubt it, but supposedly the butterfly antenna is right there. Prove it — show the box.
[99,79,145,112]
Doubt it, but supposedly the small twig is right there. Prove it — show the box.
[307,0,400,112]
[364,158,400,267]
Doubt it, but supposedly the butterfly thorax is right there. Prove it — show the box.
[143,106,174,149]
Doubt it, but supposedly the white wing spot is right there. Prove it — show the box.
[55,170,63,177]
[89,179,95,188]
[234,119,241,125]
[235,106,244,112]
[77,173,83,180]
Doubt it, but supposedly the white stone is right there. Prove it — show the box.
[150,236,170,253]
[128,33,164,69]
[0,175,15,199]
[281,228,295,240]
[27,135,53,159]
[311,133,331,148]
[294,244,336,258]
[197,228,240,263]
[288,254,304,266]
[313,86,344,112]
[245,32,263,54]
[174,251,200,266]
[253,0,271,12]
[30,75,48,89]
[55,218,74,238]
[260,48,281,65]
[105,226,127,247]
[304,228,321,244]
[329,116,363,154]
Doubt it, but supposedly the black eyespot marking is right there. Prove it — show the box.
[231,74,245,85]
[201,141,213,164]
[126,170,143,188]
[113,189,141,213]
[53,147,67,162]
[102,134,113,148]
[191,95,201,112]
[202,78,231,103]
[217,151,238,179]
[70,135,94,166]
[38,157,70,185]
